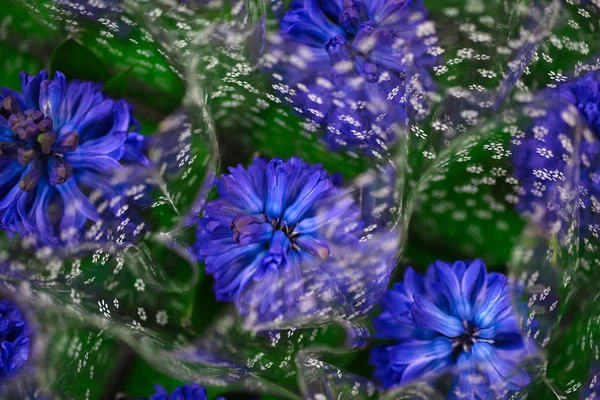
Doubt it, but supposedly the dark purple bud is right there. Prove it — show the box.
[352,0,368,18]
[340,0,368,33]
[48,157,73,186]
[583,102,599,124]
[1,96,21,118]
[56,131,79,152]
[231,214,270,244]
[7,114,25,130]
[17,147,38,166]
[37,117,53,133]
[361,62,379,82]
[24,110,45,124]
[13,120,40,141]
[340,9,360,33]
[232,214,251,231]
[295,236,330,260]
[325,36,351,64]
[354,21,376,54]
[37,132,57,155]
[18,161,43,192]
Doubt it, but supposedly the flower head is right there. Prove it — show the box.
[371,260,535,397]
[0,70,149,244]
[269,0,437,151]
[195,156,393,325]
[512,71,600,238]
[148,384,223,400]
[0,299,31,379]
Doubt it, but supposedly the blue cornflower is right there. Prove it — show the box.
[0,299,31,380]
[195,156,372,323]
[0,70,149,244]
[269,0,437,151]
[371,260,535,397]
[148,384,223,400]
[512,71,600,238]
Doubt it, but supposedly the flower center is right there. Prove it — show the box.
[230,210,331,264]
[453,326,478,354]
[268,215,300,248]
[1,95,79,191]
[231,213,299,245]
[450,322,496,357]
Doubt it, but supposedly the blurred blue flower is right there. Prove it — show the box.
[371,260,535,397]
[148,384,223,400]
[0,299,31,379]
[582,363,600,400]
[269,0,437,151]
[195,156,374,323]
[574,0,599,8]
[62,0,211,35]
[0,70,149,244]
[512,71,600,239]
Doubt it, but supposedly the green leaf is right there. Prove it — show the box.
[528,292,598,398]
[46,328,126,400]
[103,68,132,99]
[2,0,58,42]
[50,38,111,82]
[73,28,186,117]
[401,236,473,272]
[114,356,245,399]
[189,273,224,335]
[409,129,526,266]
[118,357,186,398]
[0,44,44,90]
[218,104,371,180]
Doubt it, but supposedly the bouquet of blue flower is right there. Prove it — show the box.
[0,0,598,399]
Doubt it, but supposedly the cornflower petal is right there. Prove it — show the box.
[411,294,464,337]
[282,172,332,224]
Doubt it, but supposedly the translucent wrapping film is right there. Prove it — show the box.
[0,0,599,398]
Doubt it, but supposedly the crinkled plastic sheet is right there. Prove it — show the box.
[1,0,599,398]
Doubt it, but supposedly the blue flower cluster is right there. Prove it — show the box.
[512,71,600,238]
[0,299,31,379]
[0,70,149,245]
[270,0,437,151]
[195,156,369,322]
[149,384,223,400]
[371,260,535,396]
[0,3,588,398]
